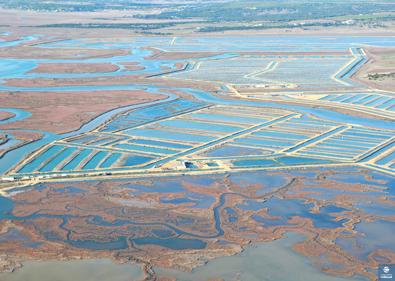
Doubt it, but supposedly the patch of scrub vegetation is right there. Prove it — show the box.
[198,21,349,32]
[36,23,184,30]
[0,0,162,12]
[137,0,395,23]
[368,72,395,80]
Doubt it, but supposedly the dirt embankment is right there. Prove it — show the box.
[0,111,15,122]
[0,90,165,134]
[0,131,43,158]
[5,74,220,92]
[352,47,395,91]
[29,62,120,74]
[119,62,146,71]
[148,50,225,60]
[0,46,129,60]
[148,50,348,61]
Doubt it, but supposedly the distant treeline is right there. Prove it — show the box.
[136,0,395,23]
[0,0,166,12]
[198,22,344,32]
[36,22,187,30]
[197,20,390,32]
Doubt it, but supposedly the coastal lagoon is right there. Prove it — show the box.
[155,233,367,281]
[0,259,143,281]
[0,33,394,281]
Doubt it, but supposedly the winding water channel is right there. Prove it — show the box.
[0,35,394,255]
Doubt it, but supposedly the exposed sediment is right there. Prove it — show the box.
[29,63,120,74]
[0,90,166,134]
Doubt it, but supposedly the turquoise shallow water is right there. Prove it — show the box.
[0,108,31,124]
[61,149,93,171]
[17,145,64,173]
[0,36,36,48]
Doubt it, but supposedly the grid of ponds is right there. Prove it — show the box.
[295,126,394,161]
[374,150,395,167]
[254,57,352,89]
[99,99,206,133]
[49,36,395,52]
[334,47,367,83]
[368,142,395,172]
[168,55,353,89]
[15,142,158,174]
[169,57,274,84]
[196,144,274,158]
[11,105,395,176]
[191,114,395,170]
[11,88,394,175]
[230,155,332,168]
[66,133,127,146]
[231,116,338,152]
[120,105,290,146]
[14,105,294,175]
[320,92,395,112]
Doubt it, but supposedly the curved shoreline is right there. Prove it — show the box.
[0,89,176,175]
[1,83,394,175]
[0,108,31,125]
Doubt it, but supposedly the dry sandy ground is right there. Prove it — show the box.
[0,90,165,134]
[353,47,395,91]
[29,63,120,74]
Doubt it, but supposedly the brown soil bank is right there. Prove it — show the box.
[0,46,128,60]
[148,51,224,60]
[5,75,219,92]
[30,63,120,74]
[0,131,43,158]
[0,112,15,122]
[0,90,165,134]
[119,62,146,71]
[148,50,348,61]
[352,47,395,91]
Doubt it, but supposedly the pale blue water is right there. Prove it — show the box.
[121,155,155,167]
[132,236,206,250]
[99,153,122,168]
[39,147,78,172]
[129,138,191,150]
[18,145,64,173]
[158,119,243,133]
[336,220,395,261]
[251,197,348,229]
[233,156,330,167]
[82,151,109,170]
[61,149,93,171]
[0,36,36,48]
[124,128,214,143]
[0,108,31,124]
[114,143,177,155]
